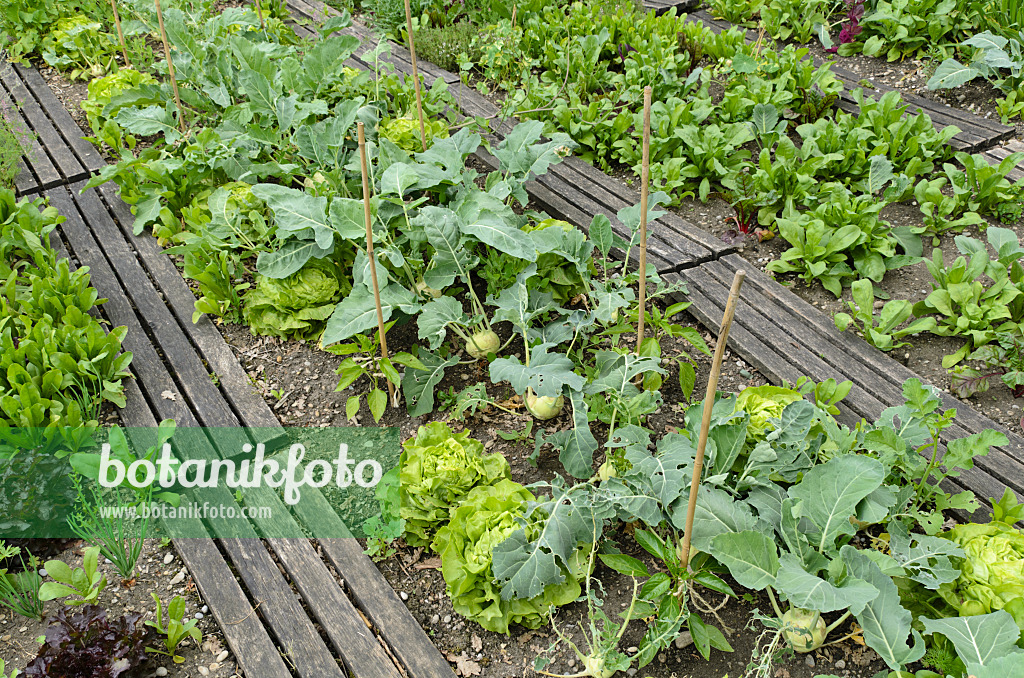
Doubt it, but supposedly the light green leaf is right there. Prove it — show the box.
[708,530,779,591]
[788,455,885,552]
[773,553,878,613]
[921,612,1022,668]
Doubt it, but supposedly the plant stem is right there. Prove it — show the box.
[824,610,852,635]
[766,587,784,620]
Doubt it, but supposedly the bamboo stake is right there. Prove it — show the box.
[636,85,652,353]
[254,0,266,31]
[109,0,131,69]
[154,0,186,133]
[403,0,427,152]
[357,122,396,406]
[678,269,746,568]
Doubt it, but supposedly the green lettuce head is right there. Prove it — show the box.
[380,116,449,152]
[399,422,510,547]
[433,479,580,634]
[242,256,343,340]
[939,521,1024,636]
[735,385,803,438]
[523,219,595,304]
[82,68,157,133]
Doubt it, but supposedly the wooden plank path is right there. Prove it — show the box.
[40,178,456,678]
[684,9,1013,152]
[0,63,105,196]
[642,0,701,15]
[666,255,1024,517]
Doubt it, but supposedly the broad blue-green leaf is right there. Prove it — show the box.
[927,59,982,89]
[329,197,366,240]
[841,545,926,670]
[417,296,467,350]
[921,612,1022,668]
[380,162,420,197]
[115,104,181,144]
[493,479,610,599]
[321,284,418,345]
[252,184,334,248]
[492,120,574,180]
[773,553,878,613]
[887,521,963,589]
[489,348,585,398]
[256,240,333,279]
[708,530,779,591]
[683,486,759,552]
[589,214,614,259]
[555,390,599,479]
[401,349,458,417]
[788,455,885,552]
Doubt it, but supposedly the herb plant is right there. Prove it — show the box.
[145,593,202,664]
[0,541,43,620]
[38,546,108,607]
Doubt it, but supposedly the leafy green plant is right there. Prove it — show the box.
[835,279,937,350]
[0,659,18,678]
[398,421,510,546]
[24,604,150,678]
[0,190,133,443]
[0,94,26,190]
[913,227,1024,365]
[38,546,107,607]
[330,326,425,423]
[928,31,1024,94]
[145,593,202,664]
[0,541,43,620]
[761,0,831,43]
[950,331,1024,398]
[362,465,404,561]
[434,478,583,633]
[844,0,978,61]
[412,21,479,72]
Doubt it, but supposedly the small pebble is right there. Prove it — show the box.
[430,614,440,624]
[443,615,452,624]
[836,659,847,669]
[674,631,693,649]
[155,669,169,677]
[202,605,209,614]
[163,553,174,565]
[805,656,816,668]
[400,591,409,601]
[169,570,186,586]
[195,612,204,620]
[38,568,47,577]
[217,651,230,663]
[198,667,209,677]
[210,663,220,671]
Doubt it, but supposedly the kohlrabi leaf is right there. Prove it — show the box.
[554,390,599,478]
[887,521,963,589]
[492,477,611,599]
[252,184,335,248]
[841,545,926,670]
[256,239,333,279]
[321,284,419,345]
[401,349,459,417]
[492,120,574,180]
[773,553,878,613]
[489,348,585,398]
[683,486,760,553]
[788,455,885,552]
[921,612,1023,668]
[417,296,467,350]
[708,530,779,591]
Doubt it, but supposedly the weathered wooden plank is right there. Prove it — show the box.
[0,73,63,191]
[14,65,106,173]
[267,539,403,678]
[320,538,459,678]
[220,538,348,678]
[96,182,284,436]
[642,0,700,15]
[67,182,244,434]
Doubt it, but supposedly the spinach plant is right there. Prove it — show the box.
[145,593,202,664]
[835,279,936,351]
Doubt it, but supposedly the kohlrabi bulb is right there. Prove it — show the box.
[465,330,500,358]
[781,607,827,653]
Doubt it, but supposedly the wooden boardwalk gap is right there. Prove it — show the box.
[642,0,701,15]
[665,255,1024,515]
[683,9,1013,152]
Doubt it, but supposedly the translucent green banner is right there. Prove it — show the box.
[0,426,400,539]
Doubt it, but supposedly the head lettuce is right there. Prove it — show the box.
[242,257,343,340]
[735,385,803,438]
[939,520,1024,632]
[433,479,580,634]
[399,422,510,547]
